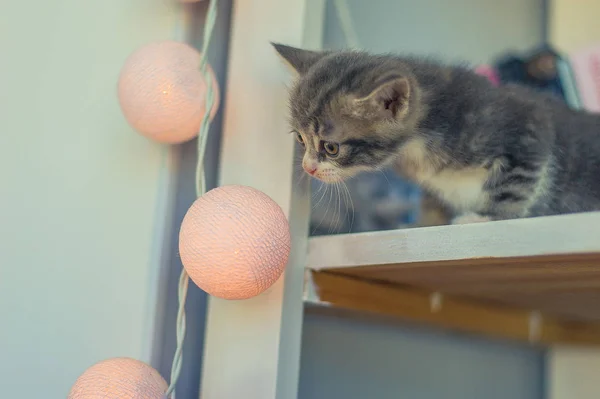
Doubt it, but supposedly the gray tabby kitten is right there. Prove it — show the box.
[273,43,600,224]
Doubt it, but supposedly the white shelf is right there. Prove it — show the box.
[308,212,600,270]
[305,212,600,345]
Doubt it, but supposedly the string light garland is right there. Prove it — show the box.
[165,0,218,395]
[69,0,293,397]
[69,1,219,398]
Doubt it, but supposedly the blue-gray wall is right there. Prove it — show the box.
[299,310,544,399]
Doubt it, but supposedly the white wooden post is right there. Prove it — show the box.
[547,347,600,399]
[198,0,325,398]
[546,1,600,398]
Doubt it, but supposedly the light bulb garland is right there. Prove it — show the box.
[165,0,219,396]
[69,0,312,396]
[68,1,220,398]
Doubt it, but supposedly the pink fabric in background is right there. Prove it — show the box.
[569,45,600,113]
[475,65,500,86]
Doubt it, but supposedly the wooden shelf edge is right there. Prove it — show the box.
[306,271,600,347]
[308,211,600,270]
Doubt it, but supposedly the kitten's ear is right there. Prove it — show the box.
[353,77,411,120]
[271,42,324,75]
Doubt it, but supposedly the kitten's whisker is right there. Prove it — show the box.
[311,181,324,201]
[338,181,349,232]
[342,181,355,233]
[328,183,337,234]
[294,174,305,189]
[331,182,342,234]
[325,185,335,233]
[312,184,332,235]
[376,166,393,190]
[327,183,337,235]
[293,160,309,189]
[336,182,343,234]
[313,180,324,194]
[312,182,328,210]
[311,186,325,210]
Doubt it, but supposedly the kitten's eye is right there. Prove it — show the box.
[295,132,305,146]
[323,142,339,157]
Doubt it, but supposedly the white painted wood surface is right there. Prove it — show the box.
[308,212,600,270]
[547,347,600,399]
[199,1,325,398]
[548,0,600,52]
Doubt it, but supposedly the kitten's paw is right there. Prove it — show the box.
[451,213,492,225]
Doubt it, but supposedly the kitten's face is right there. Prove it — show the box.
[273,43,418,184]
[293,114,386,183]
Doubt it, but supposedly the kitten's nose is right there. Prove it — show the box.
[303,163,317,175]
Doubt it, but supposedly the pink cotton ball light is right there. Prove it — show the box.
[179,185,291,300]
[118,40,219,144]
[68,358,168,399]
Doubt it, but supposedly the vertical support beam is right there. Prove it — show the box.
[547,347,600,399]
[547,0,600,52]
[546,2,600,397]
[199,1,325,398]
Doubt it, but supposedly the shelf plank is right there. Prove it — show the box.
[309,212,600,270]
[307,212,600,322]
[309,271,600,346]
